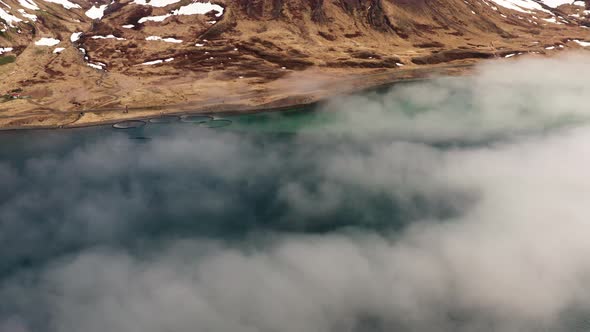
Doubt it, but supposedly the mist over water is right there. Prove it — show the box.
[2,54,590,332]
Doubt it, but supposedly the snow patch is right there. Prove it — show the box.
[92,34,126,40]
[42,0,80,9]
[70,32,82,42]
[18,0,39,10]
[145,35,182,43]
[138,14,169,22]
[133,0,179,7]
[87,62,105,70]
[85,4,107,19]
[174,1,223,16]
[138,1,223,23]
[489,0,552,14]
[141,57,174,65]
[122,24,134,28]
[574,39,590,47]
[0,7,23,26]
[18,8,36,21]
[53,47,64,53]
[0,47,13,54]
[542,16,563,24]
[35,37,60,46]
[540,0,575,7]
[141,59,163,65]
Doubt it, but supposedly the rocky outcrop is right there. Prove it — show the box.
[271,0,284,18]
[237,0,265,18]
[367,0,396,33]
[309,0,328,23]
[233,0,394,32]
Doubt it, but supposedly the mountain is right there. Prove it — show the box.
[0,0,589,128]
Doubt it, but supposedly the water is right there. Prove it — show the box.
[1,77,590,332]
[0,108,462,260]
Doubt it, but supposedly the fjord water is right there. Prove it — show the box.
[2,72,590,332]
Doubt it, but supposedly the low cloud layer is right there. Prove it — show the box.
[317,53,590,141]
[2,53,590,332]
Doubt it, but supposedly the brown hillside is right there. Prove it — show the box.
[0,0,589,128]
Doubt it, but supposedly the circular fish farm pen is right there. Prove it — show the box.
[112,120,147,129]
[149,116,180,124]
[180,115,213,123]
[198,119,232,128]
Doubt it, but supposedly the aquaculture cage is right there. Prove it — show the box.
[112,120,146,129]
[198,119,232,128]
[180,115,213,123]
[149,115,180,124]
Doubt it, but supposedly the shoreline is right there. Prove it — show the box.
[0,63,475,131]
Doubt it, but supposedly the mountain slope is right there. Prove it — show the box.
[0,0,589,128]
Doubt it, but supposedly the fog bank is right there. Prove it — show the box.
[318,53,590,141]
[2,53,590,332]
